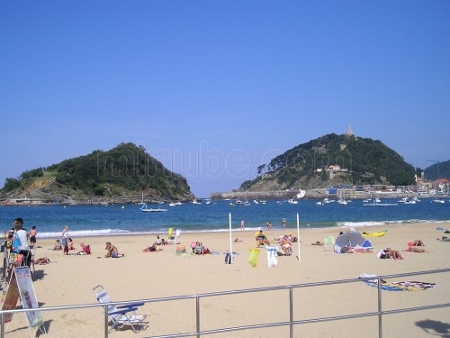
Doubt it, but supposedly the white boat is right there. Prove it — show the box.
[140,204,167,212]
[363,200,398,207]
[433,199,445,204]
[192,199,202,205]
[244,201,251,206]
[253,200,259,204]
[287,199,298,205]
[296,189,306,199]
[316,201,324,206]
[337,199,348,205]
[398,197,416,205]
[235,200,243,205]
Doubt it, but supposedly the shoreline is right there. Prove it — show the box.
[27,218,450,240]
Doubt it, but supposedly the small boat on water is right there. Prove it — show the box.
[398,197,416,205]
[140,204,168,212]
[363,199,398,207]
[287,199,298,205]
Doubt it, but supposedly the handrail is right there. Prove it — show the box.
[1,268,449,337]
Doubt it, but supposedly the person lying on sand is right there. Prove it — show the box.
[311,241,324,246]
[437,236,450,242]
[143,242,162,252]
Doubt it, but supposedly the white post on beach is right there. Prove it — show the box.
[296,213,301,261]
[228,213,233,263]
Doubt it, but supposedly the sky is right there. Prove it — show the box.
[1,1,449,197]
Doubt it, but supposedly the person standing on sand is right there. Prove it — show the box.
[240,220,245,231]
[282,218,287,229]
[29,225,37,248]
[61,225,69,255]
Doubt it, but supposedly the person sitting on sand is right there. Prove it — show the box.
[68,238,75,251]
[77,242,91,255]
[143,242,160,252]
[234,237,242,243]
[194,241,210,254]
[156,235,162,245]
[105,242,122,258]
[255,230,270,247]
[53,239,62,251]
[280,235,292,255]
[382,248,404,260]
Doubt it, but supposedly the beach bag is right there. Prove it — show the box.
[247,248,260,267]
[12,232,21,253]
[225,252,233,264]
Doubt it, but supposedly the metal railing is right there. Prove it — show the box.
[1,268,449,337]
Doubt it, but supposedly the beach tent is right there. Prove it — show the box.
[335,230,365,251]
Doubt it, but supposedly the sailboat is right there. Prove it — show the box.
[140,203,167,212]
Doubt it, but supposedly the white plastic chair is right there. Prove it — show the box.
[324,236,335,252]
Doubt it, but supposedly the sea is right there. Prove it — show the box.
[1,198,449,239]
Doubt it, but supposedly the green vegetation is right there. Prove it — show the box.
[424,160,450,181]
[1,143,193,200]
[242,133,417,190]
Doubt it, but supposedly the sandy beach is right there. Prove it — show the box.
[3,223,450,337]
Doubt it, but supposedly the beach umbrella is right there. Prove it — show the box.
[335,231,365,248]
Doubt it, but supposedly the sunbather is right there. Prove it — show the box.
[407,240,426,252]
[143,242,159,252]
[53,239,62,251]
[280,235,292,255]
[311,241,324,246]
[105,242,123,258]
[437,236,450,242]
[340,245,354,253]
[385,248,404,260]
[255,230,270,247]
[77,242,91,255]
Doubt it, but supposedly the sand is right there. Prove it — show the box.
[2,223,450,338]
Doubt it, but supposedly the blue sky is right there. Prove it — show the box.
[1,1,449,197]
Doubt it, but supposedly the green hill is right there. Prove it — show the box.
[424,160,450,181]
[239,133,416,191]
[0,142,194,203]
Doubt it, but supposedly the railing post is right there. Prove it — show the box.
[104,304,109,338]
[196,295,200,338]
[289,287,294,338]
[1,311,4,338]
[377,277,383,338]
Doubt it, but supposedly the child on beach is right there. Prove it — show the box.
[53,239,62,250]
